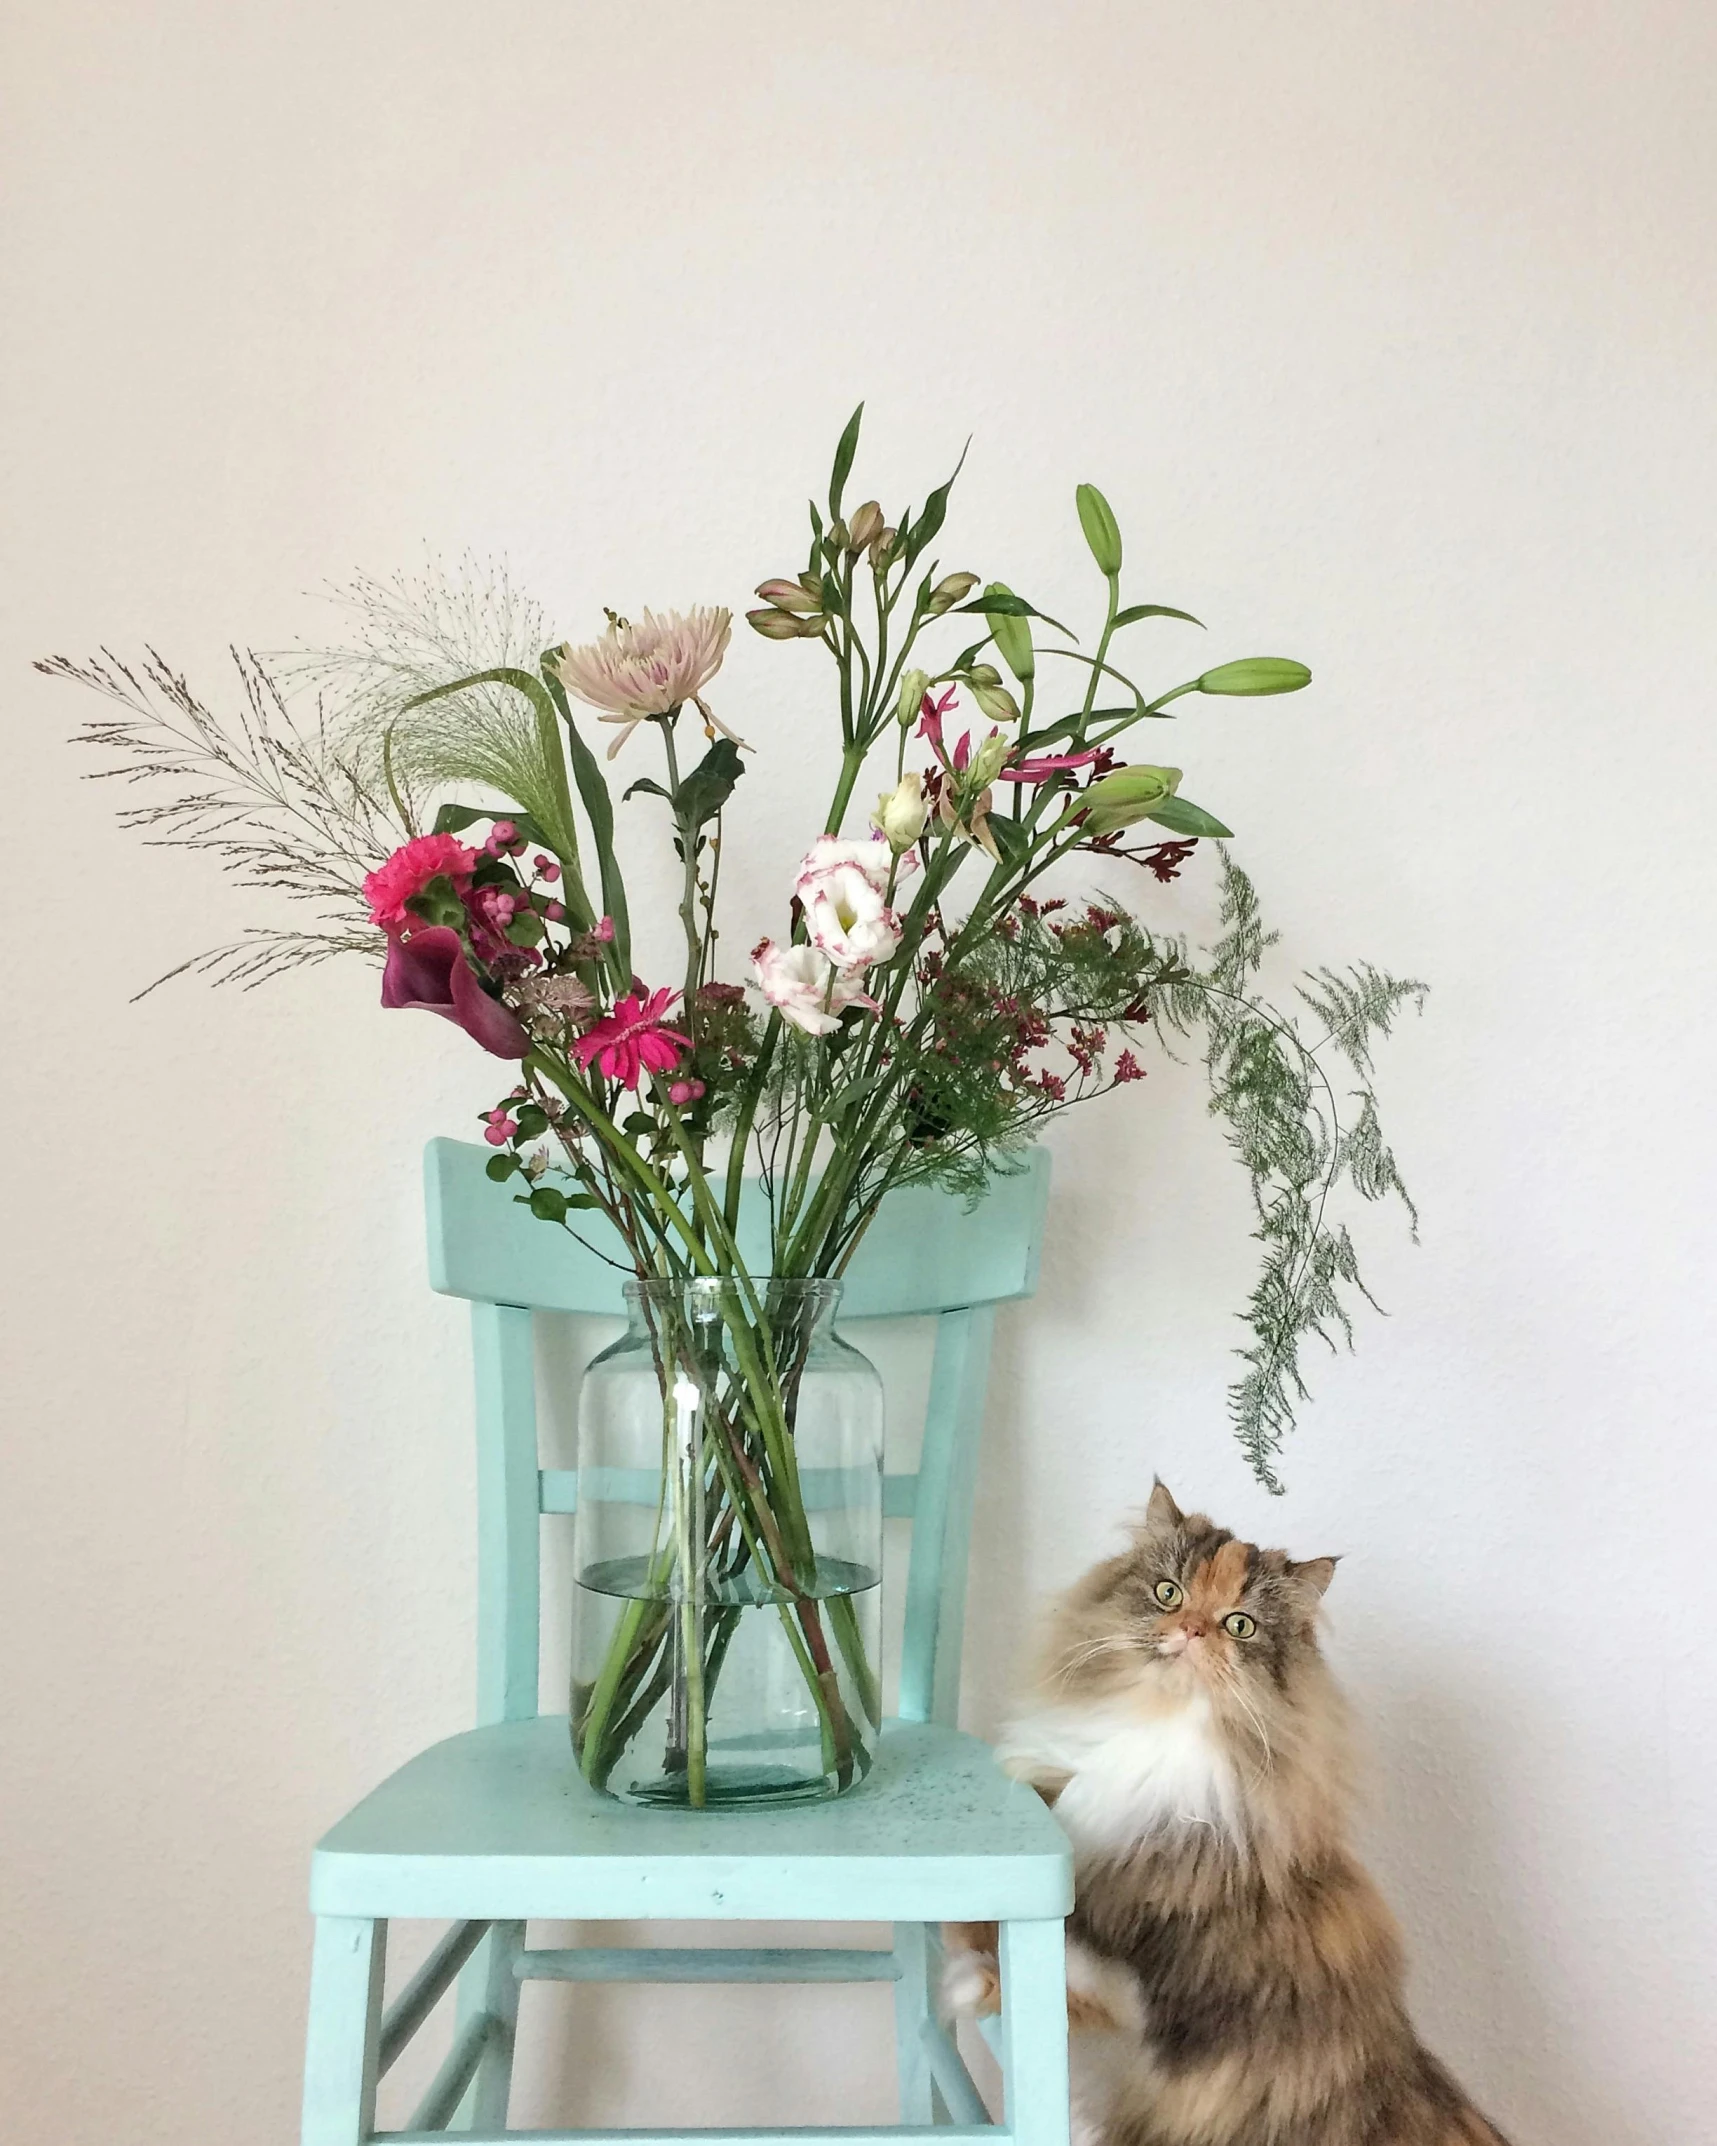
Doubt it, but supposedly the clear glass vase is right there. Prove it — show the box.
[571,1277,883,1808]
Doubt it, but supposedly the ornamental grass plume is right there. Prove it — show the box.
[551,606,734,757]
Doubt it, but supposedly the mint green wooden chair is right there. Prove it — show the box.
[300,1138,1071,2146]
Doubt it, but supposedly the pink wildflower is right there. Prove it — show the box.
[998,746,1104,785]
[1113,1051,1145,1084]
[915,685,958,756]
[573,987,690,1091]
[363,833,479,932]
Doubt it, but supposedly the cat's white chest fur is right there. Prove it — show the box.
[997,1692,1241,1854]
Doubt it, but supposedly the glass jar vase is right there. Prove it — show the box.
[571,1277,883,1808]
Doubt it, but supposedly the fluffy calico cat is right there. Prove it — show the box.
[944,1483,1509,2146]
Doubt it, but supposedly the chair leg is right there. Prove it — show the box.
[301,1916,387,2146]
[468,1918,525,2129]
[998,1918,1070,2146]
[892,1921,936,2123]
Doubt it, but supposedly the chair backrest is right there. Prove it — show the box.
[423,1136,1051,1732]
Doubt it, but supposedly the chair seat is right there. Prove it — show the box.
[311,1716,1071,1925]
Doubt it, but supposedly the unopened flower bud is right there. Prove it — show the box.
[871,770,930,850]
[1080,765,1183,837]
[748,606,826,640]
[926,571,980,615]
[847,500,884,551]
[968,663,1001,689]
[1196,657,1313,696]
[983,580,1035,683]
[1075,483,1124,577]
[755,578,824,616]
[827,518,850,553]
[966,730,1012,787]
[896,667,931,726]
[869,525,897,569]
[970,680,1021,726]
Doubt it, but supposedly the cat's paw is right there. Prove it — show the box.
[939,1947,1001,2020]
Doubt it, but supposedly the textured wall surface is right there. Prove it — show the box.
[4,4,1716,2140]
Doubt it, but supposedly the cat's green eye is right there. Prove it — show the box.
[1223,1612,1257,1640]
[1154,1579,1184,1608]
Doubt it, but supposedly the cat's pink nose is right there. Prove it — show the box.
[1182,1619,1209,1640]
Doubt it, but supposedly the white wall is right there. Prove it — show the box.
[5,4,1715,2140]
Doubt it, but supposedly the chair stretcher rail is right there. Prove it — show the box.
[515,1945,902,1984]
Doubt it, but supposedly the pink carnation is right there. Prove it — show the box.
[363,833,479,933]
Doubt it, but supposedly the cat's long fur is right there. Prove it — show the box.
[944,1485,1509,2146]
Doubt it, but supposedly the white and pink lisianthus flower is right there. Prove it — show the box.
[750,941,879,1037]
[550,607,737,759]
[362,832,480,933]
[793,835,917,972]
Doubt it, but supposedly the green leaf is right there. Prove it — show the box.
[951,590,1077,639]
[1112,603,1205,630]
[514,1103,549,1138]
[902,438,970,566]
[673,736,746,833]
[526,1185,569,1222]
[622,1112,656,1137]
[540,660,632,979]
[1197,657,1312,696]
[1075,482,1123,576]
[829,403,864,519]
[986,812,1032,869]
[1145,795,1233,838]
[485,1152,518,1181]
[621,775,672,805]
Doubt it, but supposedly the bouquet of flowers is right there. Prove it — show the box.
[47,408,1420,1802]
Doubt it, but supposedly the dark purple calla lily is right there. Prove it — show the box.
[380,926,531,1059]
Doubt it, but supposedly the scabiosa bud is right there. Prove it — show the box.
[754,578,824,616]
[970,679,1021,727]
[748,607,826,640]
[925,571,980,615]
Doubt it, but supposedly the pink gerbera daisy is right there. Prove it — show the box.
[572,987,691,1091]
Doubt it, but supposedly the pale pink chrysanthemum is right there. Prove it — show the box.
[550,607,740,759]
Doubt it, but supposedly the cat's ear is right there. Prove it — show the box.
[1287,1554,1339,1599]
[1143,1479,1184,1533]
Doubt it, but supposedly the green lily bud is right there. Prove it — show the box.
[748,607,826,640]
[847,500,884,551]
[896,667,932,726]
[966,729,1012,786]
[1076,483,1123,576]
[1196,657,1312,695]
[1080,764,1183,836]
[984,581,1035,683]
[871,770,930,850]
[755,578,824,616]
[970,680,1021,727]
[926,571,980,615]
[827,517,851,553]
[869,525,898,570]
[968,662,1001,689]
